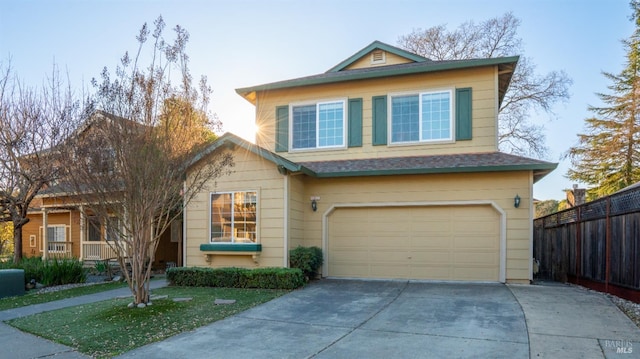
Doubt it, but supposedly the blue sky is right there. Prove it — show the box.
[0,0,634,200]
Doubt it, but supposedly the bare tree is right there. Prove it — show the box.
[64,17,232,305]
[0,63,79,263]
[398,12,572,158]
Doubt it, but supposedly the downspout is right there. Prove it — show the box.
[42,208,48,260]
[182,180,187,267]
[283,172,289,268]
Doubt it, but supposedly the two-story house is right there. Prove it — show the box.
[184,41,557,283]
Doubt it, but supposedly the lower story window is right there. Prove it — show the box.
[46,225,67,252]
[211,191,257,244]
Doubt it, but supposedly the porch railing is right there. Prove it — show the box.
[40,241,73,256]
[82,242,124,261]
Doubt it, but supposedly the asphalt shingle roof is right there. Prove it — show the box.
[299,152,556,182]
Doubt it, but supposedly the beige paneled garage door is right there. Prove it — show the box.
[328,205,500,281]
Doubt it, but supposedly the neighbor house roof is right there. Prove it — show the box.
[236,40,518,107]
[191,133,557,183]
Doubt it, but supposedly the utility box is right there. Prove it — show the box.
[0,269,25,298]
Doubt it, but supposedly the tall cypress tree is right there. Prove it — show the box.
[566,1,640,198]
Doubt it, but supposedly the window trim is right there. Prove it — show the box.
[209,190,259,245]
[388,89,455,145]
[289,98,347,152]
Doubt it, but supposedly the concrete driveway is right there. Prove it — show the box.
[117,280,530,358]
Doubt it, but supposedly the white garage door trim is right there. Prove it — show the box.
[322,200,507,283]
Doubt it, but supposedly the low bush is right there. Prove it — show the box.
[0,256,85,285]
[167,267,304,290]
[289,246,323,279]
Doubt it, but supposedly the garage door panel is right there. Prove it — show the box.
[329,205,499,281]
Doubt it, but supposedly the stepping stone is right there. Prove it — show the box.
[173,297,193,302]
[150,294,168,300]
[214,299,236,305]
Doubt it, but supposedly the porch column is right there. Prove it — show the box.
[42,208,48,260]
[79,205,85,260]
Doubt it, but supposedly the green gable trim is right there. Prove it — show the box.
[275,105,289,152]
[326,40,429,73]
[348,98,363,147]
[200,243,262,252]
[455,88,472,141]
[372,95,387,146]
[187,132,302,174]
[236,56,519,99]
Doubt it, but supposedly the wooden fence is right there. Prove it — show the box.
[533,184,640,302]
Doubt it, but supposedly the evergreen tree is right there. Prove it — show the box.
[566,1,640,198]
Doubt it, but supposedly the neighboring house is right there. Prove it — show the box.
[21,111,180,268]
[186,41,557,283]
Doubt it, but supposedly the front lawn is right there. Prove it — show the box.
[0,281,128,311]
[8,286,288,358]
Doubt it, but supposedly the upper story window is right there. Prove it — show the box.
[291,100,346,150]
[390,90,453,144]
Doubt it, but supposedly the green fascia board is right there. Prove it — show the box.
[326,40,429,73]
[200,243,262,252]
[187,132,302,174]
[236,56,520,99]
[309,162,558,183]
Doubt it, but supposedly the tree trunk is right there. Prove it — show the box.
[13,225,22,264]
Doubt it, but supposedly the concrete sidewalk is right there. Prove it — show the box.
[0,279,167,359]
[509,283,640,358]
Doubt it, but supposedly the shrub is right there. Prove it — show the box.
[289,246,323,279]
[0,256,85,285]
[167,267,304,290]
[41,258,86,286]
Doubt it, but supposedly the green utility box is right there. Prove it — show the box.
[0,269,25,298]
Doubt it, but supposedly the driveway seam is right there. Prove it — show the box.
[506,284,532,359]
[307,280,409,358]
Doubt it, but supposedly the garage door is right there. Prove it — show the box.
[328,205,500,281]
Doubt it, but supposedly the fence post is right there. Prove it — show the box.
[605,197,611,294]
[576,206,581,285]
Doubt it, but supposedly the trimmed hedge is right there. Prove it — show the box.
[166,267,304,290]
[289,246,323,279]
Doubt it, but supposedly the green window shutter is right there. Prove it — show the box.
[275,105,289,152]
[455,88,472,141]
[372,95,387,146]
[348,98,363,147]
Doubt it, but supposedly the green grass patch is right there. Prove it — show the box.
[0,282,127,311]
[8,286,288,358]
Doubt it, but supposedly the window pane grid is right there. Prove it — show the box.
[391,91,451,143]
[318,102,344,147]
[391,95,419,142]
[292,101,344,149]
[292,105,316,149]
[211,192,257,244]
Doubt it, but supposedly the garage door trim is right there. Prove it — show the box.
[322,200,506,283]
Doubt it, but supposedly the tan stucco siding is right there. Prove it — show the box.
[300,171,531,282]
[185,147,285,268]
[254,67,497,162]
[344,51,415,70]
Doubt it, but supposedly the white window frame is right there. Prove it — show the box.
[289,99,347,151]
[209,191,258,244]
[388,89,455,145]
[44,225,67,253]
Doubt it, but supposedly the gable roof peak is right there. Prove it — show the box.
[326,40,430,73]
